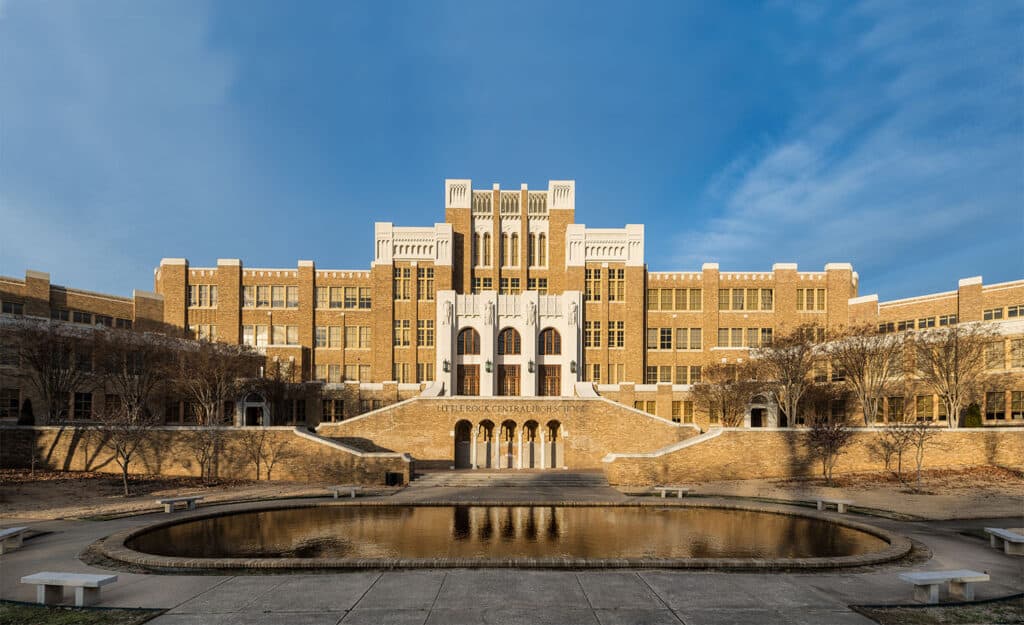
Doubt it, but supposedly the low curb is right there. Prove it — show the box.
[96,499,913,573]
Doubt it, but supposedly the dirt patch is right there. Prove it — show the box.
[854,594,1024,624]
[0,601,162,625]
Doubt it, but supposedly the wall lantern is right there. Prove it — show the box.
[527,360,535,373]
[485,360,493,373]
[442,359,451,373]
[570,360,577,374]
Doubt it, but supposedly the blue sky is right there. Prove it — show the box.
[1,0,1021,301]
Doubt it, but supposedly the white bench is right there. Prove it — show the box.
[816,498,854,513]
[21,572,118,607]
[328,485,362,499]
[158,496,203,513]
[0,526,29,554]
[897,569,990,604]
[984,527,1024,556]
[654,486,689,498]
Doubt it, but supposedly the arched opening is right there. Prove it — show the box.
[454,420,472,469]
[477,420,494,469]
[523,420,539,469]
[500,420,516,469]
[457,328,481,355]
[242,392,266,426]
[497,328,521,355]
[546,420,562,468]
[538,328,561,355]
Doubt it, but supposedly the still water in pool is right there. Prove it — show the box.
[127,505,886,560]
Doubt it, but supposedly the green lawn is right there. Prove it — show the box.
[0,601,162,625]
[855,595,1024,624]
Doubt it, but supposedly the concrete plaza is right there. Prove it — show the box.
[0,490,1022,625]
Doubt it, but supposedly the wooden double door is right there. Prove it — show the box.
[457,365,480,396]
[498,365,520,396]
[538,365,561,396]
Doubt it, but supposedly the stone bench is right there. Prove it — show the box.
[897,569,990,604]
[984,527,1024,556]
[816,498,854,513]
[158,496,203,513]
[0,526,29,555]
[654,486,689,499]
[21,572,118,607]
[328,485,362,499]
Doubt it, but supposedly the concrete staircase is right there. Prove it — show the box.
[409,470,609,489]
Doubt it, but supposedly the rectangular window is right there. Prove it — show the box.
[340,287,354,309]
[51,308,69,321]
[645,366,658,384]
[608,321,625,348]
[1008,305,1022,318]
[746,288,759,311]
[689,288,702,311]
[983,308,1004,321]
[73,392,92,420]
[897,319,914,332]
[986,341,1005,370]
[917,317,935,329]
[986,391,1005,420]
[1011,339,1024,368]
[761,288,773,311]
[315,327,328,348]
[393,268,411,300]
[683,400,694,423]
[584,321,602,348]
[392,363,411,383]
[659,365,672,383]
[286,286,299,308]
[660,289,673,311]
[938,314,957,326]
[585,268,602,301]
[271,286,285,308]
[329,326,342,348]
[746,328,759,348]
[690,365,701,384]
[761,328,772,346]
[718,328,729,347]
[689,328,702,350]
[878,322,895,333]
[393,320,411,346]
[731,327,743,347]
[671,401,681,423]
[675,328,688,350]
[647,328,659,350]
[674,289,687,311]
[1011,391,1023,419]
[95,315,113,328]
[732,289,745,311]
[1,301,24,315]
[321,399,344,422]
[0,388,19,418]
[888,396,904,421]
[649,289,659,311]
[73,310,92,324]
[315,287,327,309]
[718,289,731,311]
[589,363,601,383]
[346,326,371,348]
[315,364,327,381]
[344,365,358,381]
[256,286,270,308]
[272,325,286,345]
[675,366,687,384]
[609,363,625,384]
[328,364,342,383]
[915,395,933,420]
[255,325,268,347]
[243,286,256,308]
[659,327,672,350]
[527,278,548,294]
[115,318,132,329]
[608,269,625,301]
[359,288,372,309]
[417,268,435,300]
[188,285,197,307]
[417,320,435,347]
[416,362,435,382]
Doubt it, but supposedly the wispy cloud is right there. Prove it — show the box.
[676,1,1023,299]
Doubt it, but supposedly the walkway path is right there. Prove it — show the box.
[1,491,1021,624]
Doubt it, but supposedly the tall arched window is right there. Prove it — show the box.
[539,328,561,355]
[501,233,508,266]
[457,328,481,355]
[537,233,547,266]
[482,233,492,266]
[528,233,536,266]
[497,328,521,355]
[473,233,481,266]
[510,233,519,266]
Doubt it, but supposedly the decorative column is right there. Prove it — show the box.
[470,425,478,470]
[493,430,501,470]
[516,428,523,469]
[539,430,547,470]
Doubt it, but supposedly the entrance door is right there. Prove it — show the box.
[498,365,520,396]
[244,406,263,426]
[457,365,480,396]
[750,408,765,428]
[538,365,561,396]
[454,421,472,469]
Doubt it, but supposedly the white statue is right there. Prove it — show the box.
[442,301,453,326]
[568,300,578,326]
[526,301,537,326]
[484,301,494,326]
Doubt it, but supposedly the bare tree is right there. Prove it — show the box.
[906,420,942,490]
[262,434,296,480]
[828,324,906,425]
[911,324,997,428]
[237,427,297,481]
[254,358,304,425]
[874,422,914,482]
[690,362,762,427]
[93,331,174,495]
[804,405,856,486]
[753,324,820,427]
[0,318,101,423]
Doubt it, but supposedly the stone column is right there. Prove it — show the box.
[517,428,523,469]
[539,430,547,470]
[470,425,478,470]
[493,431,500,469]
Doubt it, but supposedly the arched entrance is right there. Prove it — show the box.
[476,420,494,469]
[748,395,775,428]
[499,420,516,469]
[522,420,539,468]
[242,392,267,426]
[546,420,561,468]
[454,420,472,469]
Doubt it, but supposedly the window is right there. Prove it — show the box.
[608,269,625,301]
[256,286,270,308]
[1009,305,1023,318]
[986,341,1005,370]
[482,233,492,266]
[417,268,435,300]
[645,367,658,384]
[527,233,536,266]
[472,277,493,293]
[888,396,904,421]
[393,363,411,383]
[682,400,694,423]
[985,391,1005,420]
[509,233,519,266]
[527,278,548,294]
[732,289,745,311]
[1,301,24,315]
[608,321,625,348]
[671,401,681,422]
[315,327,328,348]
[393,268,411,300]
[878,322,895,333]
[917,317,935,329]
[115,318,132,329]
[584,321,601,348]
[983,308,1003,321]
[648,289,659,311]
[358,287,372,309]
[797,288,827,311]
[417,320,435,347]
[191,324,216,342]
[1011,339,1024,368]
[689,366,701,384]
[760,289,773,310]
[915,395,933,421]
[272,286,285,308]
[393,320,411,346]
[537,233,547,266]
[609,363,625,384]
[647,328,659,350]
[340,287,353,309]
[73,392,92,420]
[539,328,561,355]
[939,314,957,326]
[457,328,481,355]
[718,328,729,346]
[315,287,327,309]
[473,233,481,266]
[416,362,435,382]
[659,366,672,383]
[51,308,69,321]
[345,364,371,382]
[95,315,113,328]
[589,363,601,383]
[500,233,508,266]
[242,325,255,346]
[0,388,18,418]
[675,328,688,350]
[499,277,520,295]
[344,326,371,349]
[315,365,327,381]
[659,328,672,350]
[327,364,341,383]
[286,286,299,308]
[897,319,914,332]
[321,399,344,422]
[255,325,268,348]
[1011,392,1023,419]
[584,268,601,301]
[72,310,92,324]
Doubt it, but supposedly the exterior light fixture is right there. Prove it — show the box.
[485,360,493,373]
[527,360,535,373]
[570,360,577,374]
[442,359,450,373]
